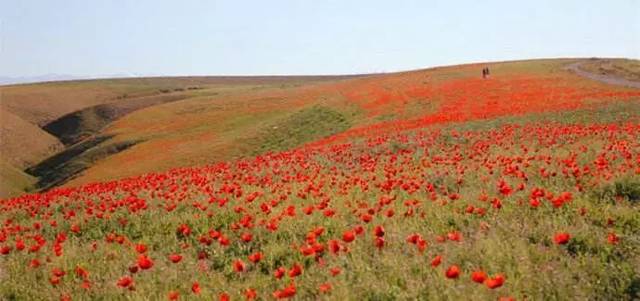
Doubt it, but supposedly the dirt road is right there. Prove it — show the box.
[565,61,640,89]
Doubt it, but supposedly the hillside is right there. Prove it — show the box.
[0,75,358,197]
[2,59,639,197]
[0,58,639,300]
[44,59,640,188]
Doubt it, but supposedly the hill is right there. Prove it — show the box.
[0,75,359,197]
[0,58,639,300]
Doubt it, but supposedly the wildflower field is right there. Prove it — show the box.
[1,60,639,300]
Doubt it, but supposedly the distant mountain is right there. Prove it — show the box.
[0,73,139,86]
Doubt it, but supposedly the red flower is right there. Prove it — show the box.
[319,282,332,293]
[192,282,201,294]
[607,232,620,245]
[361,214,373,223]
[169,254,183,263]
[447,231,462,242]
[241,232,253,242]
[554,232,571,245]
[177,224,191,237]
[329,267,341,276]
[485,274,505,289]
[135,244,147,254]
[168,290,179,300]
[244,288,257,300]
[273,282,296,299]
[274,266,286,279]
[117,276,134,288]
[234,259,246,272]
[431,255,442,267]
[342,230,356,243]
[128,265,139,274]
[248,252,263,263]
[75,266,89,279]
[288,263,303,278]
[471,270,487,283]
[137,255,154,270]
[445,265,460,279]
[373,225,385,237]
[219,292,230,301]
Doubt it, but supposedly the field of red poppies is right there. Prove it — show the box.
[1,61,640,300]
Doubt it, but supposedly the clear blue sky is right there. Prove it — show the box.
[1,0,638,77]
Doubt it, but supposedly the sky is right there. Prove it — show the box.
[1,0,639,78]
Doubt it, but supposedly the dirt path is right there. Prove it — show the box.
[565,62,640,89]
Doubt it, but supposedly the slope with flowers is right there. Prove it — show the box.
[0,59,639,300]
[60,59,640,188]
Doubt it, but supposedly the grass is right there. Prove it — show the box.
[240,105,352,155]
[0,159,36,198]
[579,58,640,82]
[25,135,140,190]
[62,58,636,189]
[1,107,639,300]
[1,58,639,300]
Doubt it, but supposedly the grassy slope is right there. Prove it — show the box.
[0,59,639,300]
[1,104,639,300]
[2,58,638,195]
[64,58,640,187]
[0,158,36,198]
[0,76,353,196]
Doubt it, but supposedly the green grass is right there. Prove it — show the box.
[0,159,36,198]
[240,105,352,156]
[25,135,140,190]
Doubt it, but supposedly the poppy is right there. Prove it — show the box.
[169,254,183,263]
[137,255,154,270]
[471,270,487,283]
[234,259,246,272]
[342,231,356,243]
[485,274,505,289]
[445,265,460,279]
[117,276,134,288]
[289,263,303,277]
[431,255,442,267]
[554,232,571,245]
[192,282,201,294]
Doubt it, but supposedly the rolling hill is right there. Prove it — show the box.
[2,58,639,198]
[0,58,639,300]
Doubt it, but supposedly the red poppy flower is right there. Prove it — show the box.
[554,232,571,245]
[137,255,154,270]
[274,266,286,279]
[192,282,201,294]
[431,255,442,267]
[289,263,303,277]
[248,252,263,263]
[135,244,147,254]
[233,259,246,272]
[485,274,505,289]
[445,265,460,279]
[330,267,342,276]
[471,270,487,283]
[374,225,385,237]
[169,254,183,263]
[319,282,332,293]
[219,292,230,301]
[342,231,356,243]
[117,276,134,288]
